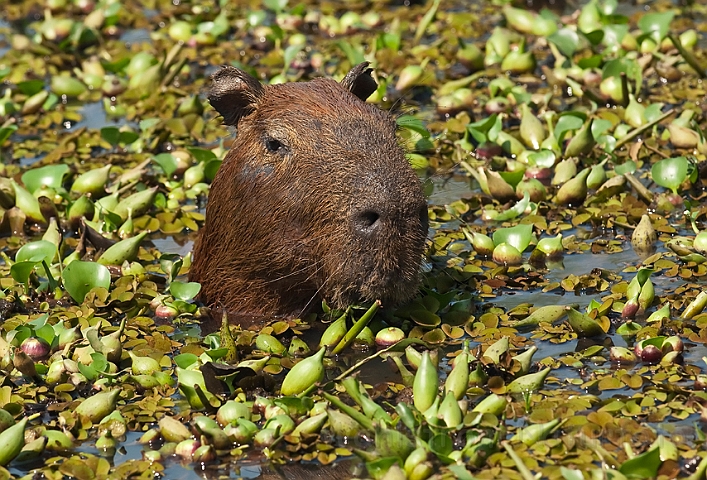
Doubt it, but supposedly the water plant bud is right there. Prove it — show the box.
[193,444,216,463]
[129,351,161,376]
[280,347,326,396]
[519,104,546,150]
[444,346,470,400]
[175,438,200,460]
[631,214,657,252]
[0,416,29,466]
[464,229,495,257]
[375,327,404,347]
[74,389,121,423]
[609,346,637,364]
[501,50,536,74]
[374,422,414,460]
[506,367,551,393]
[535,234,563,258]
[95,430,118,453]
[693,231,707,255]
[667,124,700,149]
[50,75,87,98]
[640,344,662,364]
[20,337,51,361]
[395,65,424,91]
[326,409,361,438]
[492,243,523,266]
[515,178,547,202]
[412,350,438,412]
[552,158,577,186]
[660,336,684,355]
[253,428,278,448]
[216,400,251,426]
[556,168,590,206]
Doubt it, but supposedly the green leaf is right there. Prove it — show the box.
[467,113,501,144]
[153,153,178,177]
[548,28,580,58]
[637,11,674,42]
[263,0,287,12]
[119,130,140,145]
[429,433,454,460]
[527,150,556,168]
[174,353,199,369]
[651,156,689,194]
[204,159,222,182]
[601,25,629,53]
[21,165,69,194]
[493,224,534,251]
[100,126,120,147]
[16,240,57,264]
[0,125,18,145]
[17,80,45,96]
[494,192,531,221]
[618,445,661,478]
[169,281,201,301]
[616,321,641,336]
[614,160,636,175]
[406,153,429,170]
[577,54,602,69]
[62,261,112,303]
[337,40,365,66]
[397,115,431,138]
[560,466,586,480]
[581,30,604,46]
[282,44,304,72]
[10,261,39,286]
[554,113,585,143]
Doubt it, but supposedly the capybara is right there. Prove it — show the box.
[189,62,428,322]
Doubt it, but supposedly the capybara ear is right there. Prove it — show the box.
[208,66,265,126]
[341,62,378,102]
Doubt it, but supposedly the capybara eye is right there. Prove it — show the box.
[265,138,282,152]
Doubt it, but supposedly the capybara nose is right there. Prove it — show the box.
[352,208,382,235]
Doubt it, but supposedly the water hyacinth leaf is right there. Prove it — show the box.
[548,28,580,57]
[169,281,201,301]
[651,156,689,194]
[397,115,431,138]
[10,261,38,286]
[494,192,530,221]
[554,113,584,143]
[493,224,533,252]
[100,127,120,147]
[603,58,642,94]
[618,445,661,478]
[0,125,18,144]
[21,165,69,194]
[467,113,501,144]
[16,240,57,265]
[153,153,179,177]
[637,11,674,42]
[611,163,635,180]
[62,260,111,303]
[527,149,555,168]
[174,353,199,369]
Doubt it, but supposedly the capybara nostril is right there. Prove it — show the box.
[353,209,381,234]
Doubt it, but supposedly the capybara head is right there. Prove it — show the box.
[189,62,428,320]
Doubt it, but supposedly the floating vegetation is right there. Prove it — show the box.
[1,0,707,479]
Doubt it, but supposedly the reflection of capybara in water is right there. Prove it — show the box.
[189,63,428,322]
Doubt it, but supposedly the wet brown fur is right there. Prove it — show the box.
[190,63,428,323]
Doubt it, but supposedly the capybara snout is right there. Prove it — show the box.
[189,62,428,322]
